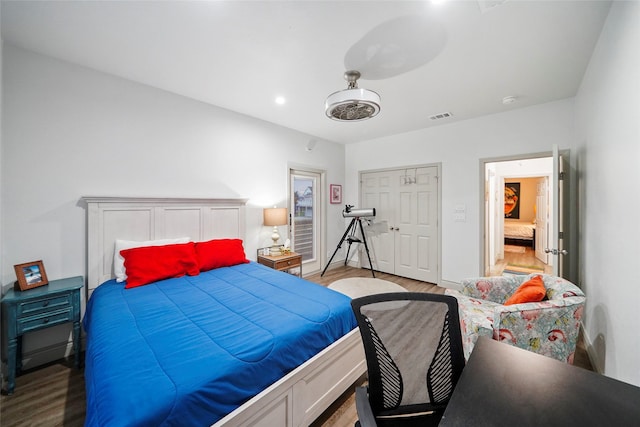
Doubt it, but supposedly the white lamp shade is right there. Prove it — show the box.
[263,208,288,226]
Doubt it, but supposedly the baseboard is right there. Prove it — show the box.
[318,258,348,273]
[581,322,603,375]
[18,341,76,372]
[440,279,462,291]
[346,260,360,268]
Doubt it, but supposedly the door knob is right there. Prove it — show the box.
[545,248,568,255]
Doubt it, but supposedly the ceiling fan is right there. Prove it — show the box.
[324,70,381,122]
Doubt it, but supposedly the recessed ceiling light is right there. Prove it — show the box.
[275,96,286,105]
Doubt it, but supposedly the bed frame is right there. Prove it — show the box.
[504,222,536,249]
[82,196,366,426]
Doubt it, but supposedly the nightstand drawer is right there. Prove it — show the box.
[257,252,302,277]
[17,293,72,317]
[16,308,73,334]
[274,258,301,270]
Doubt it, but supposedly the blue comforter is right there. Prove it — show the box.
[83,262,356,426]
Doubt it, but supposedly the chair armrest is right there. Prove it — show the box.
[446,289,497,360]
[492,297,586,363]
[355,386,377,427]
[459,276,524,303]
[541,275,585,299]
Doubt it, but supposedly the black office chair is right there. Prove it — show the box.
[351,292,465,427]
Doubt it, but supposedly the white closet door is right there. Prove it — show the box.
[395,167,439,283]
[361,171,395,274]
[361,166,439,283]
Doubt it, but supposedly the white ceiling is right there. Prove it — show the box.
[1,0,612,144]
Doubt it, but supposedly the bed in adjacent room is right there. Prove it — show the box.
[504,221,536,249]
[82,197,365,427]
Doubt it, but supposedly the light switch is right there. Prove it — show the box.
[454,204,466,222]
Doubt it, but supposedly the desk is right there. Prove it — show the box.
[440,336,640,426]
[1,276,83,394]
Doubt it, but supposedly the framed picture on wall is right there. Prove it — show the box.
[504,182,521,219]
[14,260,49,291]
[330,184,342,204]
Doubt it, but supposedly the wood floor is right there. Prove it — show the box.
[0,266,591,427]
[488,245,552,276]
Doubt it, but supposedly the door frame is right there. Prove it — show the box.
[479,150,573,279]
[359,162,442,285]
[288,164,327,275]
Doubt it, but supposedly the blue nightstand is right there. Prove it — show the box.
[1,275,83,395]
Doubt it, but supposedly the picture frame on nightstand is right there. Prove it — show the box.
[14,260,49,291]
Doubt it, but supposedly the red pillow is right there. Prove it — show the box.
[504,275,546,305]
[195,239,249,272]
[121,242,199,289]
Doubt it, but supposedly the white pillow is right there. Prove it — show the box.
[113,237,190,282]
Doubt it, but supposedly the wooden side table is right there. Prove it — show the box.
[257,252,303,276]
[1,275,83,395]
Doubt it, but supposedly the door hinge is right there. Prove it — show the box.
[559,171,565,180]
[559,231,564,239]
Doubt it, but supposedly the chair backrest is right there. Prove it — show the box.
[351,292,465,417]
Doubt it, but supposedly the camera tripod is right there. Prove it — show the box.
[321,216,375,277]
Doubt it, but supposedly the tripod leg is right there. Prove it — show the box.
[358,219,376,278]
[321,218,356,277]
[344,240,353,266]
[344,220,359,265]
[343,220,359,265]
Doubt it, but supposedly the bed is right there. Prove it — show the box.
[82,197,366,426]
[504,221,536,249]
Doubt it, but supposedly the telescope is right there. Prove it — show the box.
[342,205,376,218]
[322,205,377,278]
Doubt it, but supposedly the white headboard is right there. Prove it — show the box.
[82,196,248,297]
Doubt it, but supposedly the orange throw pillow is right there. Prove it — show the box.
[504,275,546,305]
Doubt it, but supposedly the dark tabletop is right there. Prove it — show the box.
[440,336,640,427]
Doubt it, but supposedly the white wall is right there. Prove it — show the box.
[1,45,346,367]
[345,99,574,285]
[574,1,640,385]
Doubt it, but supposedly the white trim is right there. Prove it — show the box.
[581,322,603,375]
[15,339,75,371]
[439,279,462,291]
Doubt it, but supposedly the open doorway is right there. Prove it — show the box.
[484,157,554,276]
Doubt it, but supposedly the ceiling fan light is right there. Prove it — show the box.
[325,88,381,121]
[325,70,380,121]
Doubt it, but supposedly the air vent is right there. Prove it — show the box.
[429,112,453,121]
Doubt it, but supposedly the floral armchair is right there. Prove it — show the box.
[445,274,585,364]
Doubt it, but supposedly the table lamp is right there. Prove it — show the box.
[263,207,288,253]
